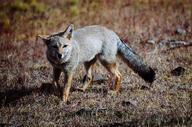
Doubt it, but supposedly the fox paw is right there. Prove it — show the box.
[54,89,61,97]
[62,97,67,103]
[76,87,86,92]
[62,94,70,103]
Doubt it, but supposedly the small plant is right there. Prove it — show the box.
[30,0,48,13]
[70,6,79,16]
[65,0,79,6]
[12,0,29,11]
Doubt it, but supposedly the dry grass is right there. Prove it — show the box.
[0,0,192,126]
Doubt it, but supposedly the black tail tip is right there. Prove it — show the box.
[140,68,156,83]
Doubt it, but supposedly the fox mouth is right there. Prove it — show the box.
[54,53,65,64]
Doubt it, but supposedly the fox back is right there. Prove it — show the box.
[72,25,119,62]
[38,24,155,103]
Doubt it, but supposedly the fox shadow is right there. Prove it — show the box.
[0,78,110,108]
[0,83,57,108]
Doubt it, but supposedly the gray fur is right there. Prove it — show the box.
[41,24,155,87]
[117,40,155,83]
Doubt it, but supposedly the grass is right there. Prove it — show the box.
[0,0,192,126]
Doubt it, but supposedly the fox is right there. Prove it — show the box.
[38,24,155,103]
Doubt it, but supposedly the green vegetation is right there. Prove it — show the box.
[12,0,29,11]
[0,0,192,126]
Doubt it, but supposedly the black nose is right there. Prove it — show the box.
[57,53,62,59]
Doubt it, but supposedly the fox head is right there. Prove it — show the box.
[38,24,74,63]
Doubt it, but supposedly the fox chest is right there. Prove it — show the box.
[47,55,76,71]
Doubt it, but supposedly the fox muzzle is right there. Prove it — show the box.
[56,53,64,59]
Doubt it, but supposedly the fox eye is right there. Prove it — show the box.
[62,45,68,48]
[52,45,57,48]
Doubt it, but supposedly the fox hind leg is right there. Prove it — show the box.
[101,62,122,93]
[82,58,97,91]
[113,67,122,93]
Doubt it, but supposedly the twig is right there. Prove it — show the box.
[159,40,192,51]
[159,40,188,45]
[167,42,192,50]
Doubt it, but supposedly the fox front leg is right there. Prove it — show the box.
[82,58,96,91]
[62,72,73,103]
[82,66,94,92]
[52,67,61,97]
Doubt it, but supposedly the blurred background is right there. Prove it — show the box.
[1,0,191,40]
[0,0,192,126]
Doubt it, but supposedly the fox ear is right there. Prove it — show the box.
[38,35,50,45]
[63,24,74,40]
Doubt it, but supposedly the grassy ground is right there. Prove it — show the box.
[0,0,192,126]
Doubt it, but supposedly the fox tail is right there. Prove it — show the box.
[117,39,155,83]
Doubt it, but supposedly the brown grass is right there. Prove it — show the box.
[0,0,192,126]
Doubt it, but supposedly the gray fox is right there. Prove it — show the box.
[38,24,155,103]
